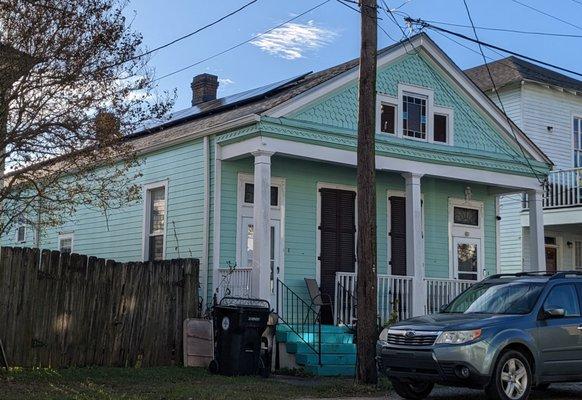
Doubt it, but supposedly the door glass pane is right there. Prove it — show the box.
[544,285,580,316]
[243,183,279,206]
[245,224,254,268]
[458,243,478,280]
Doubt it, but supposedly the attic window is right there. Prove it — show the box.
[402,94,427,140]
[380,103,396,134]
[434,114,448,143]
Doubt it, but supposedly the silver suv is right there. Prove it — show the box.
[377,271,582,400]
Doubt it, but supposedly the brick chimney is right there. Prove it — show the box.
[191,73,219,106]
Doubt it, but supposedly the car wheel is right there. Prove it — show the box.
[486,350,532,400]
[391,379,434,400]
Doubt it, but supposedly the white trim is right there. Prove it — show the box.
[141,180,169,262]
[495,196,501,274]
[315,182,358,286]
[448,197,485,279]
[212,145,223,297]
[220,136,542,191]
[572,114,582,168]
[201,136,210,303]
[58,232,74,253]
[265,34,550,164]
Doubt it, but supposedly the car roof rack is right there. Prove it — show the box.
[486,271,554,280]
[549,271,582,280]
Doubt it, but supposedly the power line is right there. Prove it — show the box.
[461,0,544,184]
[422,20,582,38]
[510,0,582,32]
[153,0,332,82]
[119,0,259,66]
[407,18,582,79]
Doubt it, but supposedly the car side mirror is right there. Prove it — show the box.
[544,308,566,319]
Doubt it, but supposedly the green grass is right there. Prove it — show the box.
[0,367,391,400]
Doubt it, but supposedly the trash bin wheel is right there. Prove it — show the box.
[208,359,219,374]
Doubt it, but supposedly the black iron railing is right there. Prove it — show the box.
[276,278,322,366]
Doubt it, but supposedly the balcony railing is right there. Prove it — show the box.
[425,278,474,314]
[523,168,582,209]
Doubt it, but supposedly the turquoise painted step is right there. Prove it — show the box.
[277,324,352,334]
[286,341,356,355]
[276,330,354,344]
[295,352,356,366]
[304,364,356,377]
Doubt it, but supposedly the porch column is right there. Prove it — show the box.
[527,189,546,272]
[403,172,426,316]
[252,150,273,300]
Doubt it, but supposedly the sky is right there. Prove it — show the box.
[126,0,582,111]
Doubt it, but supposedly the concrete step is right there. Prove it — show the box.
[304,364,356,377]
[295,352,356,366]
[276,330,354,344]
[286,341,356,355]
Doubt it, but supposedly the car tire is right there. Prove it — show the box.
[391,379,434,400]
[486,350,532,400]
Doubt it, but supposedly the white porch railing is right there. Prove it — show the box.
[335,272,413,326]
[335,272,474,325]
[523,168,582,209]
[216,267,252,300]
[425,278,474,314]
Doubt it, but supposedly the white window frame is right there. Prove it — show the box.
[15,215,27,243]
[376,94,399,136]
[573,115,582,168]
[448,198,485,280]
[58,232,74,253]
[376,84,454,145]
[142,180,168,262]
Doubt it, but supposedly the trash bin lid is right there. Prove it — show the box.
[219,296,270,310]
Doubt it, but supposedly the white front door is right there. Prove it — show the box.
[453,236,482,281]
[240,216,282,306]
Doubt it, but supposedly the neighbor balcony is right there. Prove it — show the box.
[523,167,582,209]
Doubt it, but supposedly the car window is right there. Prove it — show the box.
[543,284,581,317]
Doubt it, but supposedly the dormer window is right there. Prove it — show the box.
[377,84,453,145]
[402,94,427,140]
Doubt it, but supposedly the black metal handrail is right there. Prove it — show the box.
[276,278,322,366]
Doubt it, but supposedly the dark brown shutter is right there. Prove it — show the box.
[390,196,407,276]
[319,189,356,323]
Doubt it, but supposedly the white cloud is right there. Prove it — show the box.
[250,20,337,60]
[218,78,235,85]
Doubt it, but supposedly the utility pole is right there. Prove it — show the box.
[356,0,378,385]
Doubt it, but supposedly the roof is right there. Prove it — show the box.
[464,56,582,94]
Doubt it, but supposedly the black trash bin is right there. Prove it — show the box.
[210,297,271,376]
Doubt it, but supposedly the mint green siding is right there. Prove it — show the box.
[218,156,498,296]
[4,140,207,264]
[291,53,526,160]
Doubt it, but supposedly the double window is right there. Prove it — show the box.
[378,85,452,144]
[143,182,167,262]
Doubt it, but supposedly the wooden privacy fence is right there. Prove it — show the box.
[0,247,199,368]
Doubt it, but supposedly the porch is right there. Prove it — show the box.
[216,266,473,325]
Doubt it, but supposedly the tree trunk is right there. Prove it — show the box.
[356,0,378,385]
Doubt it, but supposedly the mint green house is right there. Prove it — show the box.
[5,34,551,332]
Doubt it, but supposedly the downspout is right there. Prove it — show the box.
[200,136,210,308]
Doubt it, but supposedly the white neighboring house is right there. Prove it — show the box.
[466,57,582,273]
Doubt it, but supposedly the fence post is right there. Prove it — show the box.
[183,259,199,319]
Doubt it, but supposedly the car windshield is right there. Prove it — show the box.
[443,281,544,315]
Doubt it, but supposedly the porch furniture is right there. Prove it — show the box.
[304,278,333,324]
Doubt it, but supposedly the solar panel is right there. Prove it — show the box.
[135,72,310,135]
